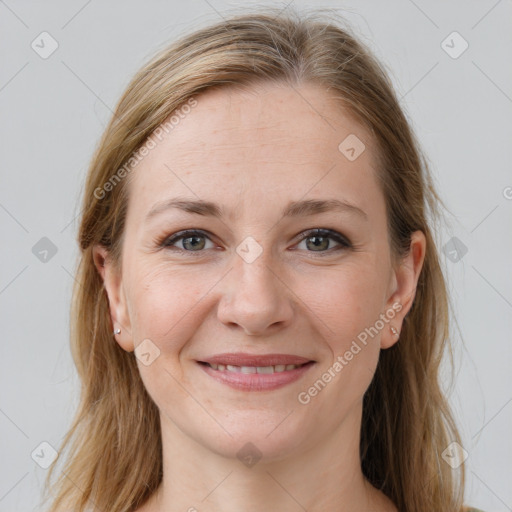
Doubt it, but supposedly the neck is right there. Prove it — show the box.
[144,402,396,512]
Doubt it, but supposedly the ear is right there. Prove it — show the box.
[381,230,426,349]
[92,244,134,352]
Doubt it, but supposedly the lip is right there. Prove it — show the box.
[196,353,316,392]
[199,352,314,367]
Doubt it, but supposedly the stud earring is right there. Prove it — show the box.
[390,326,399,337]
[113,327,121,335]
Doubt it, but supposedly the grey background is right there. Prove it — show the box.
[1,0,511,510]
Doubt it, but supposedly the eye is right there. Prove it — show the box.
[161,230,215,252]
[295,228,351,253]
[159,228,351,255]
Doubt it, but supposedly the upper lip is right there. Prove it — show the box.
[198,353,314,367]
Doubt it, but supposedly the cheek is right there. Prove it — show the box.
[293,265,385,421]
[297,261,386,403]
[301,262,386,345]
[126,263,214,407]
[126,262,212,350]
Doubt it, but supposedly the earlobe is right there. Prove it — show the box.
[381,230,426,349]
[92,244,134,352]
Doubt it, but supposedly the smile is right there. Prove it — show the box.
[206,362,305,373]
[196,359,315,391]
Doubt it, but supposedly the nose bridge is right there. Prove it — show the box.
[237,249,277,301]
[217,240,294,335]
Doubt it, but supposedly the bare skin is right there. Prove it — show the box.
[94,81,425,512]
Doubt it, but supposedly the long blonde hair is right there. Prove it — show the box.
[42,7,466,512]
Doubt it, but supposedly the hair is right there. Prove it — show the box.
[42,7,467,512]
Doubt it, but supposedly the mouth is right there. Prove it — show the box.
[199,361,310,373]
[196,353,316,391]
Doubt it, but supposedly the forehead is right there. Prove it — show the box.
[126,81,382,221]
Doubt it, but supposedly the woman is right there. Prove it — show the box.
[42,8,482,512]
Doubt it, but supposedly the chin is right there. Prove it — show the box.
[191,412,314,465]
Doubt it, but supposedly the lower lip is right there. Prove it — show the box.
[197,361,315,391]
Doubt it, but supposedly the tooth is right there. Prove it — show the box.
[256,366,274,374]
[213,363,301,373]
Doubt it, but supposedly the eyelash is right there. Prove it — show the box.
[158,228,352,256]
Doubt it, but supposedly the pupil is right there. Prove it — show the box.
[307,236,328,251]
[184,236,204,250]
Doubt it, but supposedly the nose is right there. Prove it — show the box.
[216,251,294,336]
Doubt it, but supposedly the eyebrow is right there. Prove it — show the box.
[145,197,368,222]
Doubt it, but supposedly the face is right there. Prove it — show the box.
[95,81,424,462]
